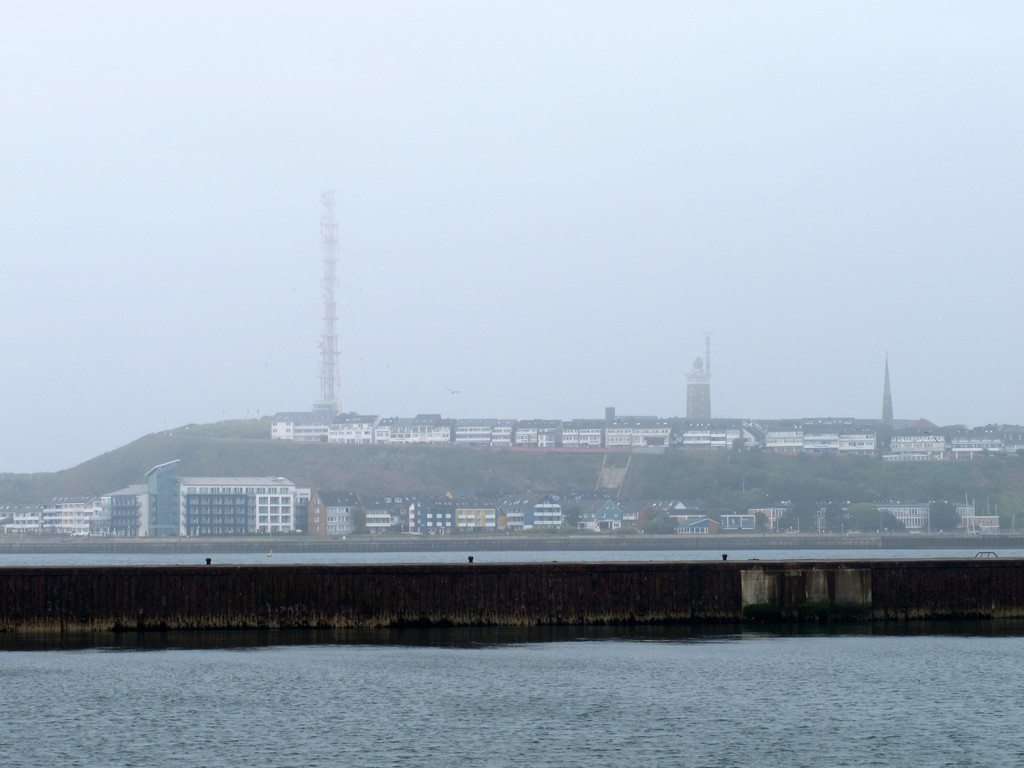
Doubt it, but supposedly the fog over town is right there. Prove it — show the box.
[2,3,1022,474]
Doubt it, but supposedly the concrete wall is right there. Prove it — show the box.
[2,559,1023,633]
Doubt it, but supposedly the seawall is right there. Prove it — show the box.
[3,559,1024,633]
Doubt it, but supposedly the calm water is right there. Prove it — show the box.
[2,627,1023,767]
[5,549,1023,766]
[3,547,1023,566]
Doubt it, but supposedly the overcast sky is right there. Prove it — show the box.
[2,2,1022,473]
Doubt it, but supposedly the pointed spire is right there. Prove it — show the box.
[882,355,894,428]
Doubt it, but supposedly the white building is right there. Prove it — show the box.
[376,415,451,445]
[271,412,332,442]
[328,414,379,444]
[766,430,803,453]
[890,432,947,460]
[838,432,877,455]
[177,476,299,536]
[874,502,930,532]
[39,497,107,536]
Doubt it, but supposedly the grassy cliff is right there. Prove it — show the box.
[3,419,1024,524]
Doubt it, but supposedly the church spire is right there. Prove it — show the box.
[882,355,894,428]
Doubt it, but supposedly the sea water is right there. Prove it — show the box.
[2,626,1023,767]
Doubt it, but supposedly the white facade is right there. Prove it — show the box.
[890,433,946,460]
[532,501,563,527]
[455,420,495,446]
[178,477,299,535]
[491,421,514,446]
[377,415,451,445]
[766,430,803,452]
[838,432,877,455]
[39,498,106,536]
[950,437,1004,459]
[271,413,332,442]
[3,508,44,534]
[604,427,632,448]
[328,415,379,444]
[875,503,930,532]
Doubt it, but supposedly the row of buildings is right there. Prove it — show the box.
[0,460,996,536]
[271,411,1024,460]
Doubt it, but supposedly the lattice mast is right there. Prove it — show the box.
[314,191,340,413]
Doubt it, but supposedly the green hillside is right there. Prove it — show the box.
[3,419,1024,526]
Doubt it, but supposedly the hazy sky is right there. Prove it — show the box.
[2,2,1022,473]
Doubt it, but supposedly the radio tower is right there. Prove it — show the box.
[313,191,340,414]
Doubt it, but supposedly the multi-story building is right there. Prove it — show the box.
[803,431,840,454]
[888,431,947,461]
[455,419,497,446]
[309,491,361,536]
[359,495,413,533]
[376,414,452,445]
[576,499,623,532]
[749,504,793,532]
[328,414,379,444]
[41,497,107,536]
[532,496,563,528]
[676,421,744,451]
[271,412,332,442]
[178,477,299,536]
[617,418,672,449]
[107,485,149,537]
[140,461,304,536]
[409,496,456,534]
[455,504,498,531]
[720,513,756,531]
[491,420,515,446]
[950,435,1004,459]
[498,494,562,530]
[874,502,930,532]
[2,507,44,535]
[513,420,560,448]
[560,420,605,448]
[766,429,803,453]
[838,431,877,455]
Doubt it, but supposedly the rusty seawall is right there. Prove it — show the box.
[2,560,1024,633]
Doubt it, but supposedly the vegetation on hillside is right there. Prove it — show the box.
[3,419,1023,528]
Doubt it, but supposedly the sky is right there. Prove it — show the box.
[2,2,1022,473]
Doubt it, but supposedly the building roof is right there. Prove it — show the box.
[316,491,361,507]
[180,476,295,487]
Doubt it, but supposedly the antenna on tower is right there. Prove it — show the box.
[314,191,340,414]
[703,332,713,375]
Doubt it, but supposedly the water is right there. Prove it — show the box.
[4,549,1022,765]
[2,627,1023,767]
[3,547,1023,567]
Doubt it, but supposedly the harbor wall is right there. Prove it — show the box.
[3,559,1024,633]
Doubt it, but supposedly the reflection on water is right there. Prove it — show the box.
[5,619,1024,653]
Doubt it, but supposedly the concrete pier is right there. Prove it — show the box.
[2,559,1024,633]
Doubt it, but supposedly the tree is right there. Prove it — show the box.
[352,507,368,534]
[929,501,959,533]
[754,512,769,533]
[879,510,905,532]
[820,502,845,533]
[643,513,676,535]
[846,503,881,532]
[561,504,581,529]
